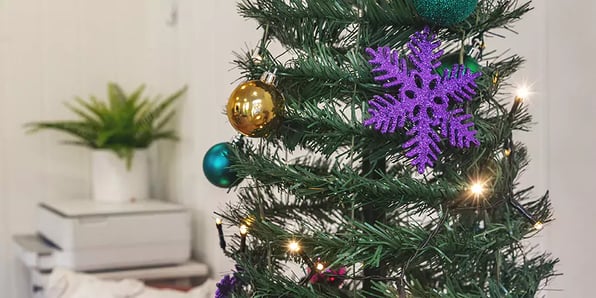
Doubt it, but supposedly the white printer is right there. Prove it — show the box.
[15,199,191,272]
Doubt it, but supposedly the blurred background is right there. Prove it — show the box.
[0,0,593,297]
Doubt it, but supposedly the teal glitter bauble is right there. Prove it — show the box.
[413,0,478,26]
[203,142,243,188]
[435,53,481,76]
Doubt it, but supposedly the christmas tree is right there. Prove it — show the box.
[205,0,558,297]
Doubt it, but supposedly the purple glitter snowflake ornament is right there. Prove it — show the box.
[364,27,481,173]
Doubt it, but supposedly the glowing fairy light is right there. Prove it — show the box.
[287,240,301,253]
[239,224,248,235]
[469,181,486,197]
[514,84,534,104]
[315,262,325,271]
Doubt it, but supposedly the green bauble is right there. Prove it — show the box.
[203,142,243,188]
[435,53,481,77]
[413,0,478,26]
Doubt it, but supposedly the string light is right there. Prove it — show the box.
[534,221,544,231]
[504,148,512,157]
[492,71,500,85]
[510,84,532,117]
[215,218,226,251]
[239,224,248,253]
[515,86,530,103]
[239,224,248,235]
[508,197,541,229]
[287,240,301,253]
[469,181,486,198]
[285,240,316,277]
[315,262,325,272]
[505,83,542,228]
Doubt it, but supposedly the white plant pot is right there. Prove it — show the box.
[91,150,149,203]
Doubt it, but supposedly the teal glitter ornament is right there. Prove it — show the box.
[435,53,481,77]
[203,142,243,188]
[413,0,478,26]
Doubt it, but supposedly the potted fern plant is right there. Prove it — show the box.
[27,83,187,203]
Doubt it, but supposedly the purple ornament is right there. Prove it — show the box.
[215,274,238,298]
[309,266,347,287]
[364,27,481,173]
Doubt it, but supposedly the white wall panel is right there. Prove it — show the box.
[546,1,596,297]
[0,1,161,297]
[1,0,592,297]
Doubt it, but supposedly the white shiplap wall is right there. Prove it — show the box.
[150,0,260,283]
[0,1,258,297]
[0,1,176,297]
